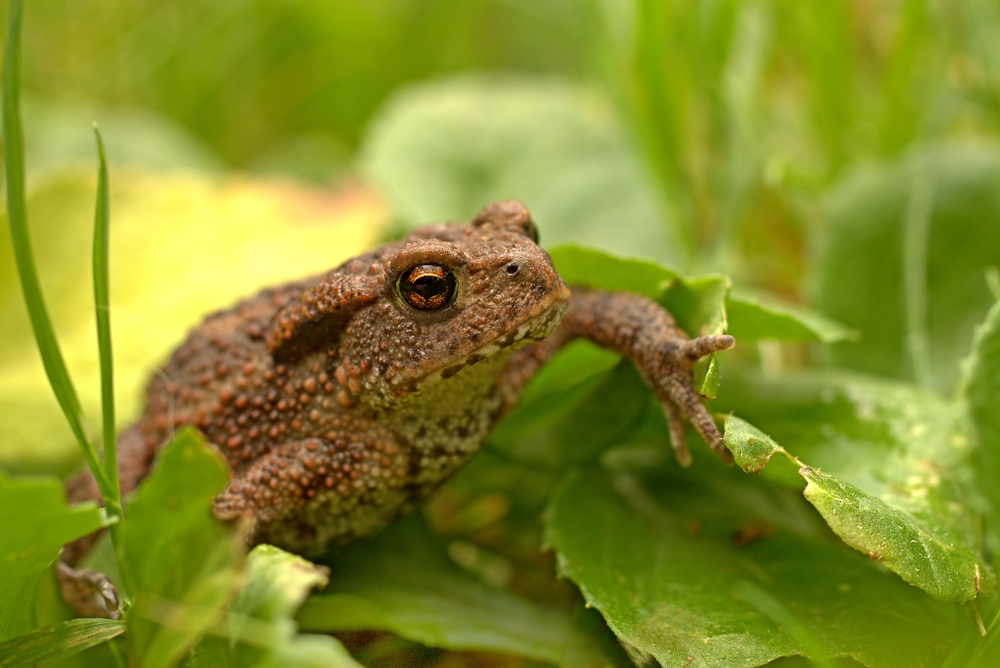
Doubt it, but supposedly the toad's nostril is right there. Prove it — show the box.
[505,263,521,276]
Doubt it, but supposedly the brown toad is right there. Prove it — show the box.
[68,200,734,561]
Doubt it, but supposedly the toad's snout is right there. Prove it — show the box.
[500,246,570,308]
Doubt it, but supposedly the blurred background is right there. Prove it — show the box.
[3,0,1000,487]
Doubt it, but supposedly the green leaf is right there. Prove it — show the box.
[801,466,987,603]
[815,143,1000,391]
[661,274,730,337]
[552,245,733,338]
[0,618,124,668]
[493,354,654,468]
[489,340,622,453]
[725,293,857,343]
[360,75,685,264]
[549,245,679,300]
[723,415,796,476]
[544,464,968,668]
[120,429,244,668]
[298,514,608,668]
[961,299,1000,522]
[0,473,107,643]
[697,356,721,399]
[187,545,360,668]
[718,375,993,603]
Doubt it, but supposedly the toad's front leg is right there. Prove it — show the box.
[212,429,413,557]
[497,287,735,466]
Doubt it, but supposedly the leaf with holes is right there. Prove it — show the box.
[718,376,993,603]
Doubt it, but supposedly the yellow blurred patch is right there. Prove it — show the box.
[0,169,385,473]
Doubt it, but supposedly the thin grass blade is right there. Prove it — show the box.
[92,126,121,516]
[2,0,110,497]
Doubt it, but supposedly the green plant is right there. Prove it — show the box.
[3,1,1000,667]
[1,2,358,665]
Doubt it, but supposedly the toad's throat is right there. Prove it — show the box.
[400,299,568,394]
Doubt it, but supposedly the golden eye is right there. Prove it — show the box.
[397,264,456,311]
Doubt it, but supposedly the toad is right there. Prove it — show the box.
[67,200,734,562]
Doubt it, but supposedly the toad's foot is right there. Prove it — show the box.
[548,288,736,466]
[654,334,736,466]
[57,562,119,620]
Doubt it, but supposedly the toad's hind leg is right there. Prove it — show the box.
[213,433,411,558]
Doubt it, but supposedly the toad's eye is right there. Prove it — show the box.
[397,264,457,311]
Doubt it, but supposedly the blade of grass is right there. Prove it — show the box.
[786,2,854,176]
[578,0,696,268]
[877,0,930,154]
[93,125,129,600]
[712,2,769,271]
[632,0,695,259]
[92,126,120,515]
[2,0,111,498]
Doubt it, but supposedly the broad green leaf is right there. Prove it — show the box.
[715,370,983,522]
[0,618,124,668]
[120,429,244,668]
[360,75,684,264]
[724,416,992,602]
[0,170,384,474]
[298,514,609,668]
[421,446,635,668]
[815,143,1000,391]
[661,274,730,337]
[489,340,622,451]
[186,545,360,668]
[492,353,655,468]
[549,245,679,300]
[802,466,987,603]
[544,463,968,668]
[0,474,106,643]
[552,245,738,339]
[726,293,857,343]
[717,370,993,601]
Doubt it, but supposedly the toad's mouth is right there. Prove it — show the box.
[399,295,569,393]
